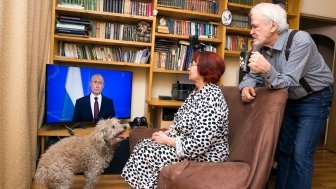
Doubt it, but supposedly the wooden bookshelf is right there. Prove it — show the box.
[49,0,301,128]
[223,0,301,58]
[145,0,226,126]
[146,0,301,127]
[50,0,155,64]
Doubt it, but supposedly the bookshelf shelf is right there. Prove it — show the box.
[147,99,183,107]
[226,27,251,35]
[53,56,151,68]
[155,33,189,40]
[287,13,297,18]
[55,7,154,23]
[227,3,253,11]
[155,33,222,44]
[224,50,240,57]
[153,69,189,74]
[156,7,221,22]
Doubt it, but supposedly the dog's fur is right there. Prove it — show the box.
[34,118,127,189]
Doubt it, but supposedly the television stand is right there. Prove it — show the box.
[37,124,96,153]
[70,121,96,129]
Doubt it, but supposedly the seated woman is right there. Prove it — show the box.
[122,51,230,189]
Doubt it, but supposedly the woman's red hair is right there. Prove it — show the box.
[192,51,225,83]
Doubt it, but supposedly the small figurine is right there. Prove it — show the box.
[157,17,169,34]
[136,21,151,42]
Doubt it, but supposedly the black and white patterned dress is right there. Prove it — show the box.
[122,83,229,189]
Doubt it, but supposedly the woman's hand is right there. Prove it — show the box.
[163,128,171,135]
[152,131,175,147]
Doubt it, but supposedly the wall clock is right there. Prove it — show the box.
[221,9,232,26]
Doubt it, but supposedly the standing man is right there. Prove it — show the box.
[239,3,333,189]
[73,74,115,122]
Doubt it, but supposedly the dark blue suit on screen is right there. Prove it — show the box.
[72,95,115,122]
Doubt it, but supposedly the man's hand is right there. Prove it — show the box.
[248,51,271,74]
[241,87,256,102]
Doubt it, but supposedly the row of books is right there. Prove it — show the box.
[90,22,137,41]
[59,41,150,64]
[228,0,254,5]
[225,34,253,52]
[154,39,216,71]
[272,0,288,11]
[101,0,153,16]
[154,44,193,71]
[158,0,219,14]
[157,17,218,39]
[230,14,249,29]
[56,16,152,42]
[57,0,153,16]
[58,0,97,10]
[228,0,288,11]
[202,44,217,52]
[59,0,82,3]
[228,0,274,5]
[55,16,92,36]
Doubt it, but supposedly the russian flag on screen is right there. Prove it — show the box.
[60,67,84,120]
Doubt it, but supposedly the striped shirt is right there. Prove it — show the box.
[239,29,333,99]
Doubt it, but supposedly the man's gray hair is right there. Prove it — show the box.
[250,3,289,33]
[91,74,104,84]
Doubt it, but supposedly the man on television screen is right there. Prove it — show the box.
[72,74,115,123]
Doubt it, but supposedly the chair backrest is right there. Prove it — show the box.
[220,86,288,189]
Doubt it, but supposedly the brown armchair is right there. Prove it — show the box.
[129,86,288,189]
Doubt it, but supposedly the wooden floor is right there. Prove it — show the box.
[267,149,336,189]
[32,174,131,189]
[32,149,336,189]
[312,149,336,188]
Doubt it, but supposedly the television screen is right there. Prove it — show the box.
[45,64,133,124]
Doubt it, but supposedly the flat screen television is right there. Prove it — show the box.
[45,64,133,124]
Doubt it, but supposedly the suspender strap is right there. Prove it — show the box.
[299,78,314,93]
[285,30,314,93]
[285,30,298,61]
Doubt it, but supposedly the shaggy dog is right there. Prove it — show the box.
[34,118,127,189]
